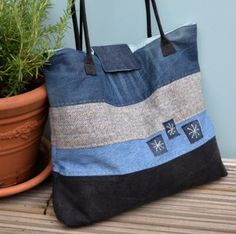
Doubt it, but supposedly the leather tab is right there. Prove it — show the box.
[84,55,96,76]
[161,37,176,57]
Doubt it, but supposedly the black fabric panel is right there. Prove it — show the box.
[52,138,227,227]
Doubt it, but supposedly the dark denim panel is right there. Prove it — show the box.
[93,44,141,72]
[44,25,200,107]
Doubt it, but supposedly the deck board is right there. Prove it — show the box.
[0,159,236,234]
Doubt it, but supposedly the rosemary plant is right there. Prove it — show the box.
[0,0,73,97]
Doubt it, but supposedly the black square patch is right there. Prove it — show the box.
[163,119,180,139]
[147,135,168,156]
[182,120,203,144]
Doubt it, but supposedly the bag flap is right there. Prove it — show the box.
[93,44,141,73]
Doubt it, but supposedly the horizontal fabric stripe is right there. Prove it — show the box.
[53,138,227,227]
[52,111,215,176]
[50,72,205,148]
[45,25,199,107]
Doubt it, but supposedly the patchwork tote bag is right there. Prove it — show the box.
[44,0,227,227]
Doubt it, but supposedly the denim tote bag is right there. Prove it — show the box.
[44,0,227,227]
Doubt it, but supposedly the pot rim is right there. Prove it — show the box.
[0,84,47,111]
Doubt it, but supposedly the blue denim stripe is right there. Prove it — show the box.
[45,24,199,107]
[52,110,215,176]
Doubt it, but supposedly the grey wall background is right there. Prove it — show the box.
[50,0,236,158]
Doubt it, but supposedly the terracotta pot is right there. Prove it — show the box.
[0,85,48,188]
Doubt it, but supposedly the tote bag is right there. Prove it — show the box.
[44,0,227,227]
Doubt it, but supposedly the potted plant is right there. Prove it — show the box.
[0,0,72,188]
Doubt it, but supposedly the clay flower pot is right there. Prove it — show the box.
[0,85,48,188]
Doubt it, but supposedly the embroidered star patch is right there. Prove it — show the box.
[147,135,168,156]
[163,119,180,139]
[182,120,203,144]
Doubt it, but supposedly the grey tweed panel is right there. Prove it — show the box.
[50,72,205,148]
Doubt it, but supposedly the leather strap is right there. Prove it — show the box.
[150,0,176,56]
[71,1,81,50]
[72,0,96,75]
[71,0,176,75]
[145,0,152,38]
[72,0,153,49]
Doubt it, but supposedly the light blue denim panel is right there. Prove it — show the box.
[44,24,200,107]
[52,111,215,176]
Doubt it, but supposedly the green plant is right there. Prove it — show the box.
[0,0,73,97]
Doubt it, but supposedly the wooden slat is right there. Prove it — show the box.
[0,159,235,234]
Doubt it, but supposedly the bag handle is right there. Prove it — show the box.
[71,0,176,76]
[149,0,176,56]
[71,2,81,50]
[145,0,152,38]
[71,0,84,51]
[73,0,154,50]
[71,0,96,75]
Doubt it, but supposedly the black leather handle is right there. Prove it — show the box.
[72,0,154,51]
[150,0,176,56]
[71,2,81,50]
[80,0,96,75]
[71,0,96,75]
[145,0,152,38]
[71,0,176,75]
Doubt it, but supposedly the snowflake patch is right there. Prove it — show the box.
[182,120,203,144]
[147,135,168,156]
[163,119,180,139]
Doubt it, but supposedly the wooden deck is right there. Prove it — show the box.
[0,159,236,234]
